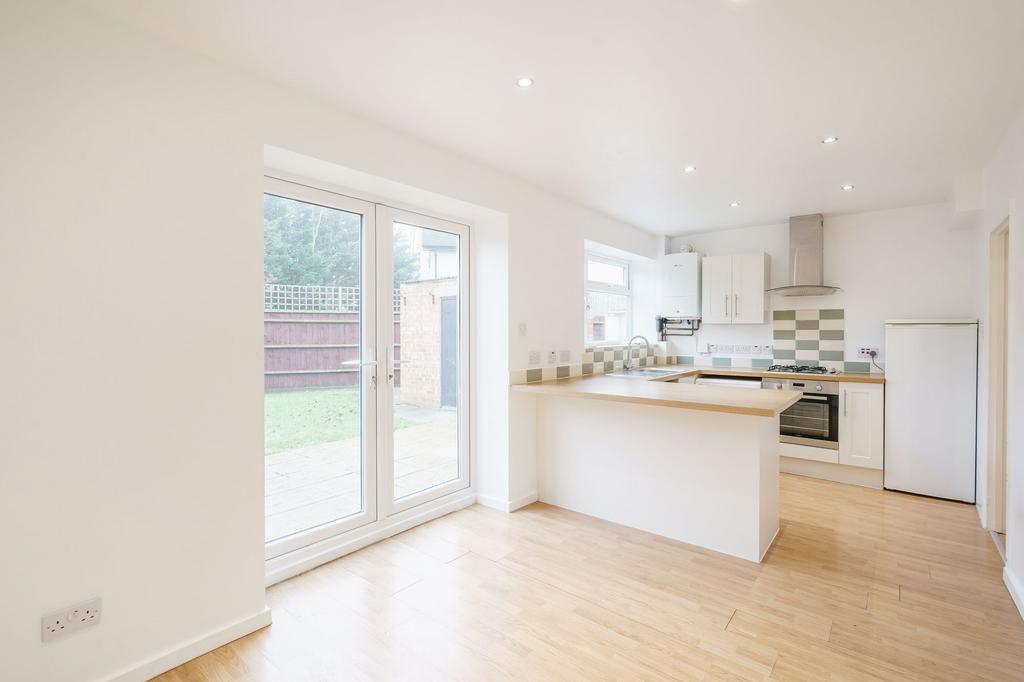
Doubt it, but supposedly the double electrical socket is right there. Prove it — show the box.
[529,350,570,365]
[858,347,879,359]
[42,597,101,643]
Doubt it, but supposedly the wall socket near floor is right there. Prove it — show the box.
[528,350,541,365]
[559,350,571,362]
[858,347,879,359]
[42,597,102,643]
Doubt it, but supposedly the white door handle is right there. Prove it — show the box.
[342,359,377,388]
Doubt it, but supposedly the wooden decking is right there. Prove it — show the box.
[165,474,1023,680]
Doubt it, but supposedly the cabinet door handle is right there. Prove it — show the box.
[843,390,848,416]
[724,293,729,317]
[735,294,740,317]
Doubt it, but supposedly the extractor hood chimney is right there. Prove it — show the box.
[767,214,840,296]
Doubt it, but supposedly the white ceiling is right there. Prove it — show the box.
[84,0,1024,234]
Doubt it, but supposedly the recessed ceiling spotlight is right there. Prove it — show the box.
[683,165,697,173]
[822,136,839,144]
[841,184,855,191]
[730,201,740,207]
[516,77,534,88]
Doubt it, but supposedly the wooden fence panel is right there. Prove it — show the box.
[264,311,402,391]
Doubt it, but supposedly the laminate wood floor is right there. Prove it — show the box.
[158,474,1024,681]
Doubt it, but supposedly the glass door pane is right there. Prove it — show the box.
[379,208,469,514]
[263,179,376,554]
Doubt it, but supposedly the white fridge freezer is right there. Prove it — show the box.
[884,319,977,502]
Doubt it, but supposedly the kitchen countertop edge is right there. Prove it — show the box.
[653,366,885,384]
[511,375,803,417]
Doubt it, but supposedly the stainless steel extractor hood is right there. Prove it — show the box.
[767,214,840,296]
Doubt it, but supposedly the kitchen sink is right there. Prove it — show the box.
[607,367,679,378]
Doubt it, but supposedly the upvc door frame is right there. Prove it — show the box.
[375,205,471,518]
[262,176,379,560]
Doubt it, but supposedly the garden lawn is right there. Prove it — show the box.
[264,387,416,454]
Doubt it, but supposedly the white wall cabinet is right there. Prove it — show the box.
[700,253,768,324]
[839,382,884,470]
[660,252,701,317]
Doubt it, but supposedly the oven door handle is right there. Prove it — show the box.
[796,395,830,402]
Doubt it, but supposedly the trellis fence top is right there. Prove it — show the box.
[264,284,401,313]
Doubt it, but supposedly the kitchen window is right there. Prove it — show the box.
[584,253,630,345]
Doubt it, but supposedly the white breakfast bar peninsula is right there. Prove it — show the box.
[513,374,801,562]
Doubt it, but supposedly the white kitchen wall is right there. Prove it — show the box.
[667,203,981,367]
[0,3,658,680]
[974,104,1024,618]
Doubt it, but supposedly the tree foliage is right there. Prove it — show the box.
[264,194,420,286]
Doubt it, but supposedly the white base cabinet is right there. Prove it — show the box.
[839,382,884,470]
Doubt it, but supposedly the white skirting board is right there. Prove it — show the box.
[477,491,538,512]
[1005,567,1024,622]
[780,456,883,489]
[106,606,272,682]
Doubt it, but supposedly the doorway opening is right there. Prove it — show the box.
[987,218,1009,560]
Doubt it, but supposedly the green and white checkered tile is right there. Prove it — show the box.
[773,309,846,372]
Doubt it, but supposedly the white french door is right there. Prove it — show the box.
[377,206,470,517]
[263,177,469,561]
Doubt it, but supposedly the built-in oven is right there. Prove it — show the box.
[761,378,840,449]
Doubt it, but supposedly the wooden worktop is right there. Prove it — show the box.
[661,366,885,384]
[511,375,803,417]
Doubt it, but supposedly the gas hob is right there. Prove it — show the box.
[765,364,838,375]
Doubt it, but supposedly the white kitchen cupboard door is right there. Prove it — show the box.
[839,383,884,469]
[731,252,768,324]
[701,255,732,323]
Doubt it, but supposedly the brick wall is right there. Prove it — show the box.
[399,278,457,408]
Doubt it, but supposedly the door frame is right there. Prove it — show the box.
[376,205,471,518]
[262,176,379,560]
[986,218,1010,535]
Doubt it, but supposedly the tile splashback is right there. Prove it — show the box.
[772,308,870,372]
[510,310,874,385]
[510,344,692,385]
